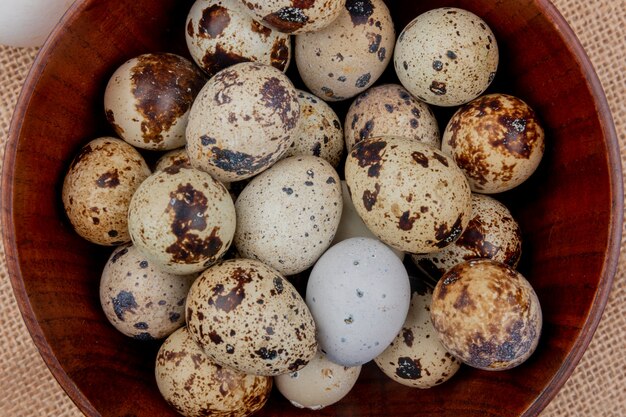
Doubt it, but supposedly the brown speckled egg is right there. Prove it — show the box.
[155,148,192,172]
[394,8,498,107]
[128,166,235,275]
[185,258,318,376]
[412,193,522,280]
[375,288,461,388]
[238,0,346,34]
[62,137,151,246]
[186,62,300,182]
[280,90,344,168]
[442,93,545,193]
[99,244,196,340]
[234,156,342,275]
[104,53,206,151]
[344,84,440,151]
[344,137,472,254]
[431,259,542,371]
[156,327,272,417]
[295,0,394,101]
[275,350,361,410]
[186,0,291,77]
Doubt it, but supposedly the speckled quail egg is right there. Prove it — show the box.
[186,62,300,182]
[234,156,342,275]
[412,193,522,280]
[431,259,542,371]
[62,137,151,246]
[295,0,394,101]
[394,8,499,107]
[345,136,472,254]
[104,53,206,151]
[306,238,411,367]
[186,0,291,77]
[156,327,272,417]
[186,258,318,376]
[280,90,344,168]
[442,93,545,193]
[155,148,192,172]
[99,244,196,340]
[374,287,461,388]
[275,350,361,410]
[128,166,235,275]
[344,84,440,151]
[238,0,346,34]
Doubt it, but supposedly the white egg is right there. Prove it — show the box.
[0,0,74,47]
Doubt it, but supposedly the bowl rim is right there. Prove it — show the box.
[1,0,623,416]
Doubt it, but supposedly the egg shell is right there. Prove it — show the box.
[128,166,236,275]
[186,0,291,77]
[62,137,151,246]
[104,53,206,151]
[295,0,395,101]
[344,136,472,254]
[185,258,318,376]
[0,0,73,47]
[99,244,196,340]
[374,289,461,388]
[186,62,300,182]
[234,156,342,275]
[280,90,344,168]
[156,327,272,417]
[442,93,545,193]
[238,0,346,34]
[275,350,361,410]
[344,84,440,151]
[154,148,192,172]
[430,259,542,371]
[306,238,411,367]
[394,7,499,107]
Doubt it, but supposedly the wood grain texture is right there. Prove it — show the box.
[1,0,622,416]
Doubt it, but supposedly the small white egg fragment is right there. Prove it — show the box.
[186,0,291,77]
[128,166,235,275]
[295,0,395,101]
[186,62,300,182]
[154,148,191,172]
[374,288,461,388]
[281,90,345,168]
[99,244,196,340]
[62,137,151,246]
[104,53,206,151]
[275,350,361,410]
[234,156,342,275]
[441,93,545,193]
[394,7,499,107]
[186,258,318,376]
[306,238,411,367]
[430,259,542,371]
[412,194,522,279]
[238,0,346,34]
[344,84,440,151]
[0,0,73,47]
[156,327,272,417]
[345,136,472,254]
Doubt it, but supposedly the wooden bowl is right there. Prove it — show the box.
[2,0,622,416]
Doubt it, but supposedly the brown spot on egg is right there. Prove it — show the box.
[208,267,253,312]
[346,0,374,26]
[187,19,194,37]
[434,215,464,248]
[453,284,475,310]
[395,357,422,380]
[250,19,272,37]
[264,7,309,33]
[210,147,277,176]
[288,358,308,372]
[432,153,449,167]
[492,115,534,158]
[209,330,223,344]
[198,5,231,39]
[70,144,93,170]
[359,119,375,141]
[367,32,382,53]
[352,138,386,168]
[260,77,298,129]
[362,183,381,211]
[105,109,124,135]
[411,152,429,168]
[430,81,447,96]
[96,170,120,188]
[402,328,414,347]
[398,211,419,231]
[456,218,500,259]
[270,38,290,71]
[355,73,372,88]
[202,44,251,77]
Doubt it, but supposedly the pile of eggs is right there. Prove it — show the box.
[61,1,545,415]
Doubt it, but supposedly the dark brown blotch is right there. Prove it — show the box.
[203,44,251,77]
[198,5,231,39]
[260,77,298,129]
[105,109,124,135]
[362,183,381,211]
[430,81,447,96]
[402,328,414,347]
[395,357,422,380]
[411,152,429,168]
[346,0,374,26]
[270,38,290,71]
[435,215,465,248]
[264,7,309,33]
[251,19,272,37]
[96,169,120,188]
[208,267,253,312]
[352,138,386,169]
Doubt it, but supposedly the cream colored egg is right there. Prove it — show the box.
[345,137,472,254]
[154,148,191,172]
[185,258,318,376]
[128,166,235,275]
[186,0,291,77]
[394,8,498,107]
[295,0,394,101]
[104,53,206,151]
[186,62,300,182]
[0,0,73,47]
[234,156,342,275]
[62,137,151,246]
[344,84,440,151]
[156,327,272,417]
[441,93,545,193]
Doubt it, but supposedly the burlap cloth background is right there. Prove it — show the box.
[0,1,624,416]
